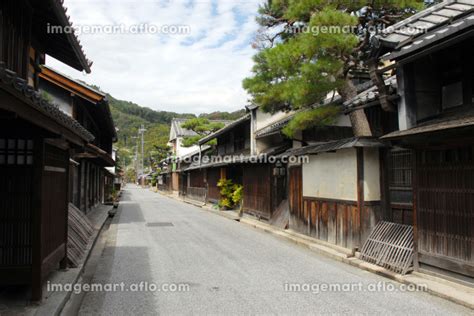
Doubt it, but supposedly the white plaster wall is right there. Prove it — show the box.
[56,99,73,116]
[335,114,351,127]
[302,149,357,201]
[176,137,199,158]
[363,148,381,201]
[255,109,293,131]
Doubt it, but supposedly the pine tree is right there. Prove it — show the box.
[243,0,426,137]
[181,118,225,147]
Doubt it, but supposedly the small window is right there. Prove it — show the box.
[0,139,34,166]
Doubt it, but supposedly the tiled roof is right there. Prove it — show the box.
[50,0,93,72]
[343,76,398,110]
[169,118,232,141]
[255,114,295,139]
[277,137,386,157]
[40,65,117,141]
[378,0,474,60]
[254,81,377,137]
[381,109,474,139]
[41,65,105,97]
[198,114,250,145]
[0,62,94,142]
[170,118,199,139]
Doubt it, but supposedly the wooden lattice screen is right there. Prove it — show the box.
[359,221,414,275]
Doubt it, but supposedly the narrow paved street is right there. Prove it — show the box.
[78,185,470,315]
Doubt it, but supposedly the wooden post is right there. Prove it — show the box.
[356,148,364,250]
[379,148,392,221]
[31,138,44,301]
[85,162,90,213]
[80,161,86,212]
[412,150,419,271]
[60,148,71,270]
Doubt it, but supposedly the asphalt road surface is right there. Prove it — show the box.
[78,185,471,315]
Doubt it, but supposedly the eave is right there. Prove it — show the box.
[31,0,92,73]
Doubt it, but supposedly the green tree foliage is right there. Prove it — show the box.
[125,168,137,183]
[109,93,246,169]
[199,109,246,120]
[181,118,225,147]
[282,104,340,137]
[244,0,424,136]
[217,179,243,210]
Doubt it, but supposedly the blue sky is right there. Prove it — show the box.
[48,0,262,114]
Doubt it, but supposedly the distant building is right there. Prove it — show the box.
[166,118,231,194]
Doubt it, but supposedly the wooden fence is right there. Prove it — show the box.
[186,186,207,203]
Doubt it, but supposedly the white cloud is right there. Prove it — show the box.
[47,0,263,114]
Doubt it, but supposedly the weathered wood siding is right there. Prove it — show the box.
[293,149,382,249]
[186,187,207,203]
[416,147,474,277]
[40,143,68,277]
[0,139,34,283]
[243,164,272,218]
[289,166,303,218]
[207,168,221,202]
[295,198,380,249]
[0,0,32,79]
[189,169,205,188]
[171,172,179,191]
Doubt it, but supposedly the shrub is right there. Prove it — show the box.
[217,179,243,210]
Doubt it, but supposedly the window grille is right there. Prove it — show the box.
[0,139,34,166]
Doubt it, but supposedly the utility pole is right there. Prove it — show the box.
[131,135,139,181]
[138,124,147,175]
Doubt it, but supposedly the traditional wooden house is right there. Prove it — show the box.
[256,100,386,249]
[157,157,173,192]
[244,108,295,220]
[38,66,117,213]
[190,114,252,205]
[167,118,230,195]
[0,0,94,299]
[174,146,212,202]
[366,0,474,280]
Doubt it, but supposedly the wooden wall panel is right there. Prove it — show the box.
[328,202,337,244]
[243,164,272,218]
[206,168,221,201]
[293,197,381,250]
[0,166,34,268]
[189,169,205,188]
[416,147,474,277]
[320,203,328,241]
[289,166,302,217]
[41,144,68,263]
[336,204,346,247]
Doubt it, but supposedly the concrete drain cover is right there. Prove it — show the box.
[146,222,174,227]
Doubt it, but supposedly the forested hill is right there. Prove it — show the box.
[107,94,246,168]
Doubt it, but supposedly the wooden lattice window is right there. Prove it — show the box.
[388,149,412,189]
[387,149,413,225]
[0,139,34,166]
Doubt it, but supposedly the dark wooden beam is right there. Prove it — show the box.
[412,150,419,272]
[356,148,364,250]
